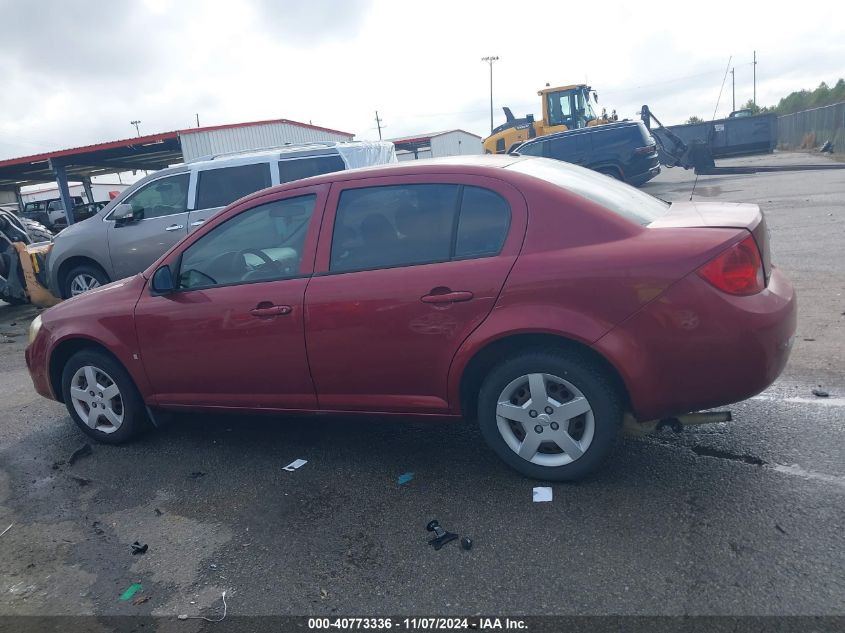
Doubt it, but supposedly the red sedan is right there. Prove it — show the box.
[25,156,796,480]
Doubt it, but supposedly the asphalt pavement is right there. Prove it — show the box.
[0,151,843,624]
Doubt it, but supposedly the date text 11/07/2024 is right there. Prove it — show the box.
[307,617,528,630]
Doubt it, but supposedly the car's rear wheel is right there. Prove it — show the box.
[477,350,623,481]
[61,349,149,444]
[63,264,109,298]
[597,167,622,181]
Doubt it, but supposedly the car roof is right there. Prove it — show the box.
[240,154,528,198]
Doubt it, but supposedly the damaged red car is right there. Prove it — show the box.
[25,156,796,480]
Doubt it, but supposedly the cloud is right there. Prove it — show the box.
[0,0,843,163]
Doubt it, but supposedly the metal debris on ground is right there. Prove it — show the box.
[119,583,142,601]
[0,523,13,538]
[283,458,308,472]
[131,595,150,605]
[397,472,414,485]
[178,590,228,622]
[67,443,92,465]
[533,487,553,502]
[131,541,148,555]
[775,524,788,535]
[812,388,830,398]
[426,519,458,550]
[460,536,473,551]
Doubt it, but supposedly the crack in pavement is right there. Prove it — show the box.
[687,445,767,466]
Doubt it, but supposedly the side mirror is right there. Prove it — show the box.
[112,203,136,226]
[151,265,175,294]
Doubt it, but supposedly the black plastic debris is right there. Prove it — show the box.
[189,471,206,479]
[70,475,91,487]
[812,388,830,398]
[131,541,149,555]
[460,536,473,551]
[154,508,163,516]
[426,520,458,551]
[68,444,92,465]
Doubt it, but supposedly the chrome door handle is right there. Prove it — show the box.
[190,219,205,227]
[164,224,184,232]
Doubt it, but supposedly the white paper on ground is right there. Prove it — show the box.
[533,487,553,502]
[283,459,308,472]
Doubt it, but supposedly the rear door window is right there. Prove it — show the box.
[330,183,512,273]
[455,187,511,258]
[331,184,459,272]
[279,155,346,184]
[195,163,272,210]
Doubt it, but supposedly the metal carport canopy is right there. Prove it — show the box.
[0,131,183,189]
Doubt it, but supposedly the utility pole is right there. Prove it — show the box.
[196,113,200,127]
[731,67,735,112]
[753,50,757,107]
[130,120,141,136]
[481,56,499,134]
[374,111,384,140]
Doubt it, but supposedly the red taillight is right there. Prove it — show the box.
[698,235,765,296]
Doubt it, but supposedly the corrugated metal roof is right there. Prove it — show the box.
[387,129,483,145]
[0,118,354,168]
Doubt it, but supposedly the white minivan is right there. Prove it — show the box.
[46,141,396,298]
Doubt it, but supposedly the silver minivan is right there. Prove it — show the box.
[46,141,396,298]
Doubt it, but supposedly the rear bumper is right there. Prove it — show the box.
[594,267,796,420]
[627,164,661,187]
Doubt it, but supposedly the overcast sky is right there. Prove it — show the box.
[2,0,843,160]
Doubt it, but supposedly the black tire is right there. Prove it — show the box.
[477,350,623,481]
[62,263,109,299]
[61,349,150,444]
[0,293,27,306]
[597,167,623,181]
[20,218,54,242]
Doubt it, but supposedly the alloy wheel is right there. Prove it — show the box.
[495,372,595,466]
[70,273,101,296]
[69,365,124,433]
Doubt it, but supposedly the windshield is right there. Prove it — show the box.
[576,90,598,122]
[508,157,670,225]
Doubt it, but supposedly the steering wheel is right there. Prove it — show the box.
[240,248,274,268]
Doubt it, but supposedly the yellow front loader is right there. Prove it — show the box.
[483,84,616,154]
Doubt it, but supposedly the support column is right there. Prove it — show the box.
[15,187,25,212]
[48,159,75,225]
[81,176,95,204]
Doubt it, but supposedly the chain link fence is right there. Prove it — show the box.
[778,101,845,154]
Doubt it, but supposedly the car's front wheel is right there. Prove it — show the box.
[478,350,623,481]
[61,349,149,444]
[63,264,109,298]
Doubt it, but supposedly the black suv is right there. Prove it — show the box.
[513,121,660,186]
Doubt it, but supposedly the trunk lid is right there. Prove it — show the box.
[649,201,770,280]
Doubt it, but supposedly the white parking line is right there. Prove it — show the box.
[769,464,845,491]
[751,395,845,407]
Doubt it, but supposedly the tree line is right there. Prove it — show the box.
[686,78,845,124]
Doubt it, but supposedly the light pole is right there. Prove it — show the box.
[130,120,141,136]
[481,56,499,134]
